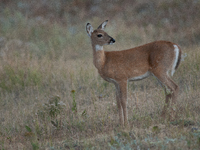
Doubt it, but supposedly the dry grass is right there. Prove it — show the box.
[0,1,200,149]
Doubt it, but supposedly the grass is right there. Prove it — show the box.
[0,3,200,149]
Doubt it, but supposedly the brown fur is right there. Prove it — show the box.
[86,20,182,127]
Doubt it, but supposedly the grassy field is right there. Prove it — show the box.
[1,1,200,149]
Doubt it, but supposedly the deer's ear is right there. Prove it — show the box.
[86,23,93,37]
[97,20,108,30]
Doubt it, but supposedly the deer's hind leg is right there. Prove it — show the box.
[162,76,179,119]
[152,72,179,119]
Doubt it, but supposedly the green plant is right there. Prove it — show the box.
[31,142,39,150]
[71,90,77,113]
[36,95,66,129]
[42,95,65,118]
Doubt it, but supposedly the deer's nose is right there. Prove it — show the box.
[110,38,115,43]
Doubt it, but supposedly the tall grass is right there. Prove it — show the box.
[0,5,200,149]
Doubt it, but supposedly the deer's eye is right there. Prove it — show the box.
[97,34,102,37]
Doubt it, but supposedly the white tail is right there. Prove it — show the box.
[86,20,182,127]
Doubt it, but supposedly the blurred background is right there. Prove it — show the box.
[1,0,200,58]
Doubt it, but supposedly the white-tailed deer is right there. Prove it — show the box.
[86,20,181,127]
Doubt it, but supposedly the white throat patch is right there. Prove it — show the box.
[95,45,103,51]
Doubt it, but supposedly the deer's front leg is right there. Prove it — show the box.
[118,81,129,127]
[115,83,124,126]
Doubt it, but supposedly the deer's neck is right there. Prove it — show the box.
[92,44,105,71]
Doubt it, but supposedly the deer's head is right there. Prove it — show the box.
[86,20,115,46]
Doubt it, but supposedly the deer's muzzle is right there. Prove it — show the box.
[109,38,115,44]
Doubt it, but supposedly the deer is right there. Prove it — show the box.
[86,20,182,127]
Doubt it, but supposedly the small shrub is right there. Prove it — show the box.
[39,95,66,119]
